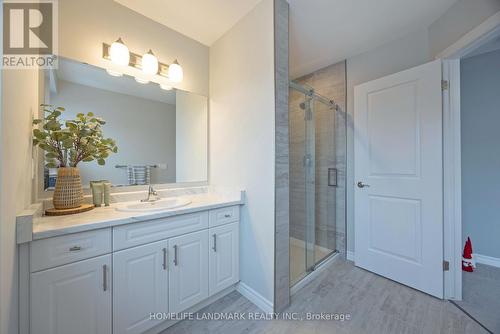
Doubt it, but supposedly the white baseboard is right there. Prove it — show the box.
[237,281,273,313]
[474,253,500,268]
[346,251,355,261]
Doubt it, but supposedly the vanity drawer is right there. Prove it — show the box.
[30,228,111,272]
[209,206,240,227]
[113,211,209,251]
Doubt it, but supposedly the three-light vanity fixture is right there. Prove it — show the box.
[103,37,183,90]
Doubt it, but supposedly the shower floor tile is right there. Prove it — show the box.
[290,237,333,286]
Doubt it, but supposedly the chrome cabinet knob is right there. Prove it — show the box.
[357,182,370,188]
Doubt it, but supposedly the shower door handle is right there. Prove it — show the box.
[328,168,338,187]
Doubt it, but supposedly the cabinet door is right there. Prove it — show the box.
[113,240,168,334]
[209,223,239,295]
[168,230,208,313]
[31,255,111,334]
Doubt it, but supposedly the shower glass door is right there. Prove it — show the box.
[290,81,340,286]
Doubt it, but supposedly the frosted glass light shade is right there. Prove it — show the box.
[142,50,158,75]
[168,60,183,83]
[135,76,149,84]
[106,69,123,77]
[109,38,130,66]
[160,83,173,91]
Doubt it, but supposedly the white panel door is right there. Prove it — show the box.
[168,230,209,313]
[209,223,239,295]
[113,240,168,334]
[31,255,111,334]
[354,59,443,298]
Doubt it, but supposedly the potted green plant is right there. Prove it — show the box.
[33,105,118,209]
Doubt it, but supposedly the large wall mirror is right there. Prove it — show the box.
[41,57,208,191]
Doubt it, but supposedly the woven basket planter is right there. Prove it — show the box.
[53,167,84,209]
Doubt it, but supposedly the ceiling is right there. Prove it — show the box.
[114,0,458,77]
[114,0,263,46]
[289,0,458,78]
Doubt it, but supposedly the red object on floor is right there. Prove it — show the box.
[463,237,472,259]
[462,237,474,272]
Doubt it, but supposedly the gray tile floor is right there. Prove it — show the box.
[162,258,488,334]
[454,263,500,333]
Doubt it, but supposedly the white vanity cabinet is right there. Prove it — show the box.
[24,205,240,334]
[30,254,112,334]
[209,223,239,295]
[113,240,169,334]
[168,230,209,313]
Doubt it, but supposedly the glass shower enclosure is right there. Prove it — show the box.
[289,81,346,286]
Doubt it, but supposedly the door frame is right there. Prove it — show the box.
[437,11,500,300]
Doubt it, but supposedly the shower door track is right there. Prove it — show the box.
[311,249,339,271]
[290,250,340,295]
[289,81,339,110]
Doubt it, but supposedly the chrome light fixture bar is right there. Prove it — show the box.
[102,41,183,83]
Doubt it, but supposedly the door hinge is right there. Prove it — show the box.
[441,80,449,91]
[443,260,450,271]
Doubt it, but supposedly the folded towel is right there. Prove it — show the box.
[127,166,151,185]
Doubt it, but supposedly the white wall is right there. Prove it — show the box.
[49,80,176,186]
[428,0,500,58]
[0,69,42,334]
[461,49,500,259]
[59,0,209,96]
[175,90,208,182]
[345,29,432,252]
[209,0,275,304]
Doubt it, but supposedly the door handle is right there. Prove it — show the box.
[173,245,178,266]
[357,181,370,188]
[162,248,167,270]
[102,265,108,291]
[212,234,217,252]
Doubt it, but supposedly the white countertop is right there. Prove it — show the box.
[28,192,244,241]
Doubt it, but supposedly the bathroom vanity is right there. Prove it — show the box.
[17,191,244,334]
[19,50,231,334]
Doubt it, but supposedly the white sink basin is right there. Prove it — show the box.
[116,198,191,212]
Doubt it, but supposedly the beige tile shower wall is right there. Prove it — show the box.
[290,61,347,255]
[289,88,306,243]
[274,0,290,312]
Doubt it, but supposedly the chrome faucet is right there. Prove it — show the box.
[141,184,160,202]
